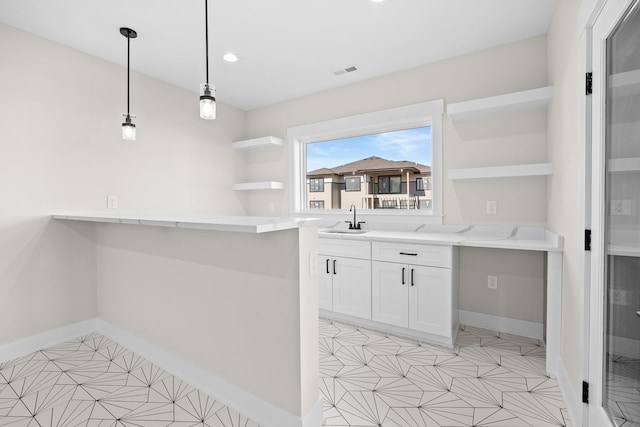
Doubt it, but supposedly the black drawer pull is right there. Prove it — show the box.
[326,259,330,274]
[411,268,415,286]
[402,267,406,285]
[399,252,418,256]
[333,259,337,275]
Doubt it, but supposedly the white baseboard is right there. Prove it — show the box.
[459,310,544,340]
[0,319,323,427]
[556,357,583,427]
[97,319,324,427]
[0,318,98,363]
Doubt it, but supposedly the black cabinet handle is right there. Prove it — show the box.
[411,268,415,286]
[326,259,330,274]
[402,267,406,285]
[399,252,418,256]
[333,259,337,275]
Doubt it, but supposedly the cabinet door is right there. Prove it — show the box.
[372,261,408,328]
[332,257,372,319]
[318,256,333,311]
[409,265,451,337]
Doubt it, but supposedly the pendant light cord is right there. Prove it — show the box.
[127,33,131,114]
[205,0,209,84]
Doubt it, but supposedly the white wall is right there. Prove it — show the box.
[245,36,549,324]
[94,224,319,421]
[0,23,247,345]
[546,0,585,402]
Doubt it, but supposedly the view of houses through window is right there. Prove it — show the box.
[306,126,432,210]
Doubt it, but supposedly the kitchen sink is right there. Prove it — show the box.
[321,229,369,234]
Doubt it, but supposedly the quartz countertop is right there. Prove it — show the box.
[53,213,321,234]
[318,224,563,252]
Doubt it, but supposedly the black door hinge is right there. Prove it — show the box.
[582,381,589,404]
[586,72,593,95]
[585,229,592,251]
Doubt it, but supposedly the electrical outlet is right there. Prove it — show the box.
[268,202,275,213]
[309,250,318,276]
[107,195,118,209]
[488,275,498,290]
[609,289,628,305]
[611,199,632,216]
[486,201,497,215]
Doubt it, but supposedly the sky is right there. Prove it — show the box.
[306,126,432,172]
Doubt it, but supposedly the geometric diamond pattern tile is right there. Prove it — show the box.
[0,334,262,427]
[0,319,576,427]
[605,353,640,427]
[319,317,572,426]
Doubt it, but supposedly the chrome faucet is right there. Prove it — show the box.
[346,204,365,230]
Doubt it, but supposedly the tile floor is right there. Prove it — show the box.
[605,353,640,427]
[0,333,259,426]
[0,320,573,427]
[319,318,571,427]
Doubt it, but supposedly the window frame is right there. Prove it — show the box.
[288,99,444,222]
[416,177,424,191]
[309,200,325,209]
[309,177,324,192]
[345,176,362,192]
[378,175,402,194]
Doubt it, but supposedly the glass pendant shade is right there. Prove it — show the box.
[122,114,136,141]
[199,83,216,120]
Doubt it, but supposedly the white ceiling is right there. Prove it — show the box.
[0,0,557,111]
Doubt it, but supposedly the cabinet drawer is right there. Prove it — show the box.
[318,238,371,259]
[372,241,452,268]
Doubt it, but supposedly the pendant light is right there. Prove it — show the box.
[199,0,216,120]
[120,27,138,140]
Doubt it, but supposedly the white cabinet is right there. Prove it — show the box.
[372,242,457,342]
[318,239,371,318]
[372,262,451,335]
[318,237,458,347]
[408,265,452,336]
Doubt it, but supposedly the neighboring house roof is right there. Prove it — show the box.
[307,156,431,177]
[306,167,341,177]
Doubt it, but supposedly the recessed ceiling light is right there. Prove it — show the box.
[371,0,384,3]
[223,53,238,63]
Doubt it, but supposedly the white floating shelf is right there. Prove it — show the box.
[232,181,285,191]
[448,163,553,180]
[231,136,284,151]
[447,86,553,121]
[608,157,640,172]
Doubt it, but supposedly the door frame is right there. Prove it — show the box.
[584,0,638,425]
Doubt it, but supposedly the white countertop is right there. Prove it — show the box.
[53,213,321,234]
[318,224,563,252]
[52,214,563,251]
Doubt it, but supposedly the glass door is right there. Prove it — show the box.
[602,1,640,425]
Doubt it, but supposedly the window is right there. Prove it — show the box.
[309,178,324,192]
[288,99,443,220]
[309,200,324,209]
[416,177,424,191]
[378,175,401,194]
[346,177,361,192]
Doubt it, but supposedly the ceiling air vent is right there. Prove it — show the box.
[334,65,359,76]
